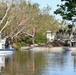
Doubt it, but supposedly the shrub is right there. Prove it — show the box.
[35,32,47,44]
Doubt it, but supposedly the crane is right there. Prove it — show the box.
[21,31,35,44]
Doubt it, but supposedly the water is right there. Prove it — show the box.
[2,50,76,75]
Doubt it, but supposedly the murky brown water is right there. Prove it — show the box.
[2,50,76,75]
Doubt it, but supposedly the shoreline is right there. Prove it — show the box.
[21,46,76,52]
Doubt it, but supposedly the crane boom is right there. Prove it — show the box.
[21,31,35,44]
[21,31,34,37]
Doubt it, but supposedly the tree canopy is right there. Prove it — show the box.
[0,0,66,44]
[0,0,62,38]
[54,0,76,22]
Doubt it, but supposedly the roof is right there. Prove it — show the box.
[46,30,51,33]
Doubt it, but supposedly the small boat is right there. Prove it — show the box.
[0,39,15,57]
[0,39,15,73]
[0,49,14,56]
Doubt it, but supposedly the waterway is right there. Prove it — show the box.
[1,49,76,75]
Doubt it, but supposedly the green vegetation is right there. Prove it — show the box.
[54,0,76,22]
[0,0,65,48]
[35,32,47,44]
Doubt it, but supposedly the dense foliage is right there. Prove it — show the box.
[0,0,64,45]
[54,0,76,22]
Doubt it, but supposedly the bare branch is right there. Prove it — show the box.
[12,28,24,38]
[5,20,25,38]
[0,19,12,32]
[10,17,31,37]
[0,3,11,25]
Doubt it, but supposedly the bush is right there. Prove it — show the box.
[24,36,32,44]
[35,32,47,44]
[16,42,26,49]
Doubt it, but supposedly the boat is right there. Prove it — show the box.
[0,49,14,57]
[0,39,15,73]
[0,39,15,57]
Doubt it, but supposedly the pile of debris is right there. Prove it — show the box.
[39,40,64,47]
[48,40,64,47]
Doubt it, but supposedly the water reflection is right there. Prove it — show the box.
[0,56,5,74]
[3,50,76,75]
[73,56,76,72]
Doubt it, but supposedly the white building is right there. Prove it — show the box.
[46,30,55,42]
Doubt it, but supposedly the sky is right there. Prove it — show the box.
[30,0,62,21]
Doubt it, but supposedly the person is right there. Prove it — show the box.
[5,38,9,49]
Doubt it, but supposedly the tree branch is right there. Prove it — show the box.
[0,4,11,25]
